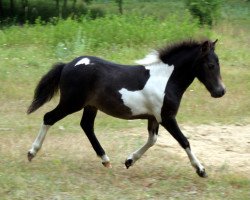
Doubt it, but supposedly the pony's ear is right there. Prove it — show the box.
[212,39,218,49]
[213,39,218,46]
[201,40,211,54]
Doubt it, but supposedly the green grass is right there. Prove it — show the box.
[0,13,249,124]
[0,129,249,200]
[0,1,250,199]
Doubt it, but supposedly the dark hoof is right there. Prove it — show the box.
[27,152,34,162]
[196,168,208,178]
[125,159,133,169]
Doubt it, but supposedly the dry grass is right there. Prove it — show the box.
[0,124,249,200]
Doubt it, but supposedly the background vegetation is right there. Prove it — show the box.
[0,0,249,199]
[0,0,229,26]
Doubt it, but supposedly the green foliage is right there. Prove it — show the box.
[0,1,249,124]
[186,0,222,26]
[78,14,204,50]
[115,0,123,14]
[0,0,96,25]
[0,13,208,60]
[87,6,106,19]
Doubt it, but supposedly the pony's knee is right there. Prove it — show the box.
[80,120,93,133]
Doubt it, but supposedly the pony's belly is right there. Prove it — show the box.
[89,96,134,120]
[96,105,134,120]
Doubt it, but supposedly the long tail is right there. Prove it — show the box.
[27,63,65,114]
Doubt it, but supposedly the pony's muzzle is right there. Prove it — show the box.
[211,85,226,98]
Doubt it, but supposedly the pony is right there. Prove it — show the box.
[27,39,225,177]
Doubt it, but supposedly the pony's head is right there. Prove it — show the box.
[194,40,226,98]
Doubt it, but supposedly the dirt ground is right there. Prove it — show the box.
[2,124,248,177]
[154,124,250,176]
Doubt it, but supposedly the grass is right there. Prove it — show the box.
[0,12,249,124]
[0,1,250,199]
[0,129,249,200]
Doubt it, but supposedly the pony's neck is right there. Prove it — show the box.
[163,47,200,96]
[136,47,199,94]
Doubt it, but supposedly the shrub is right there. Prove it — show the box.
[186,0,222,26]
[0,13,210,59]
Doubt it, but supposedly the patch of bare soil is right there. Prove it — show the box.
[156,124,250,175]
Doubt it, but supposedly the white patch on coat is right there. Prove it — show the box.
[119,52,174,122]
[75,58,91,66]
[135,50,159,65]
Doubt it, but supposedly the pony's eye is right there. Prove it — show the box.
[208,64,215,70]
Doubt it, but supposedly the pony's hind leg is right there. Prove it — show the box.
[80,106,111,168]
[28,123,50,161]
[125,118,159,169]
[28,101,83,161]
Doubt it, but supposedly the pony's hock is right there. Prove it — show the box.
[27,39,225,178]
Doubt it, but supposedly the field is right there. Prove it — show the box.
[0,0,250,199]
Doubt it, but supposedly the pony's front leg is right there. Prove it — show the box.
[28,123,50,161]
[161,116,207,178]
[125,118,159,168]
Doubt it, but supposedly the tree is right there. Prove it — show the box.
[55,0,60,16]
[186,0,222,27]
[62,0,67,17]
[63,0,67,8]
[116,0,123,14]
[0,0,3,18]
[10,0,15,17]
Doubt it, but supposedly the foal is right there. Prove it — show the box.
[27,39,225,177]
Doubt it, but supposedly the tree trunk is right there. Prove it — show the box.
[55,0,60,17]
[10,0,15,17]
[62,0,67,18]
[116,0,123,15]
[72,0,76,9]
[63,0,67,7]
[0,0,3,18]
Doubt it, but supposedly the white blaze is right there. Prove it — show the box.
[119,52,174,122]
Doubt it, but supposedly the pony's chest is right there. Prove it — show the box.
[119,64,174,122]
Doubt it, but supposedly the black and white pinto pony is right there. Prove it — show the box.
[27,39,225,178]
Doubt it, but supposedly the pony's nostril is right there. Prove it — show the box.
[220,86,226,96]
[219,89,225,97]
[223,87,226,95]
[211,87,226,98]
[221,89,225,96]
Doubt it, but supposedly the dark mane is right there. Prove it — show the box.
[158,39,211,62]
